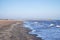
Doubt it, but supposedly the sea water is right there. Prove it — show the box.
[23,20,60,40]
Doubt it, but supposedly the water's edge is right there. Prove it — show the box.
[23,26,43,40]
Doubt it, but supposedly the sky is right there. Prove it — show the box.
[0,0,60,20]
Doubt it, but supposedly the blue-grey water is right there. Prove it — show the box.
[23,20,60,40]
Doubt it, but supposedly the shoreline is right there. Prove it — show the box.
[0,20,42,40]
[22,26,42,40]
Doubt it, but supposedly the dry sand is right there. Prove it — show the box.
[0,20,42,40]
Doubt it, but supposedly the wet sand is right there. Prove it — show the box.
[0,20,42,40]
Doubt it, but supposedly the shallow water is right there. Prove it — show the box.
[24,20,60,40]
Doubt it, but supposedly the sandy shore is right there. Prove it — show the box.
[0,20,42,40]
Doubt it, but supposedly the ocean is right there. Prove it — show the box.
[23,20,60,40]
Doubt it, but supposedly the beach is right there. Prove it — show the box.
[0,20,42,40]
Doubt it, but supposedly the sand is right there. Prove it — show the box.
[0,20,42,40]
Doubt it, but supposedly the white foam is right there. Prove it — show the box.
[49,24,54,27]
[56,25,60,27]
[24,24,33,29]
[34,22,38,24]
[29,30,37,35]
[31,30,36,32]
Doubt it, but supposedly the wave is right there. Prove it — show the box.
[23,20,60,40]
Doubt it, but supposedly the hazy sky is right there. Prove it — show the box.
[0,0,60,19]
